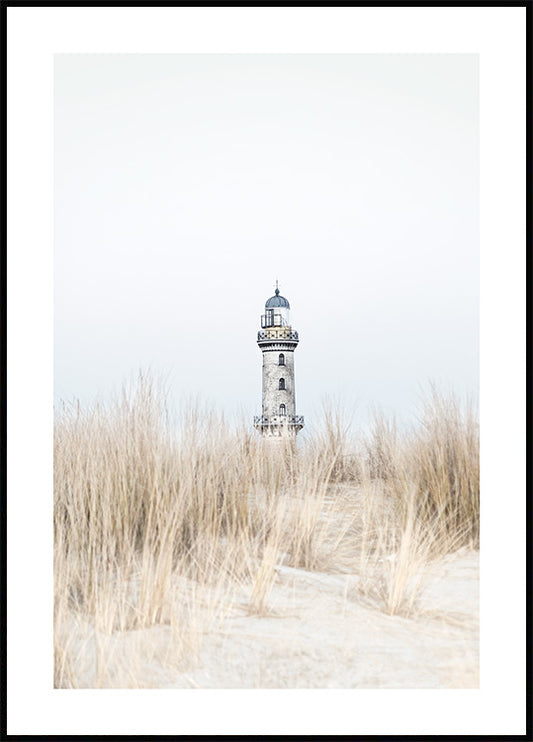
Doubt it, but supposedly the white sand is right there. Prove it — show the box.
[62,548,478,689]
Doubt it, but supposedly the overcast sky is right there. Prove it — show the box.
[54,53,478,431]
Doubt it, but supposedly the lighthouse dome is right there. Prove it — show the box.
[265,288,290,309]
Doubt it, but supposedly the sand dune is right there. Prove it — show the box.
[58,548,478,689]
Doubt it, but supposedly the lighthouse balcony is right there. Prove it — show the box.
[253,415,304,428]
[261,312,288,328]
[257,329,299,342]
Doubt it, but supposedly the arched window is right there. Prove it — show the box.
[278,353,285,366]
[279,378,285,390]
[279,404,286,416]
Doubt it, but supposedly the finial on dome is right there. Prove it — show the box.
[275,279,279,296]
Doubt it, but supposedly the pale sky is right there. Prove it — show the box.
[54,53,479,431]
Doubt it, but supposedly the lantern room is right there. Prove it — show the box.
[261,287,290,328]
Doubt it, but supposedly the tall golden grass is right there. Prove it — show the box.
[54,374,479,687]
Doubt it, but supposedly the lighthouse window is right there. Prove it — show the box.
[279,378,285,390]
[278,353,285,365]
[279,404,286,416]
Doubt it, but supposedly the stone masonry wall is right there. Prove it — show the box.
[261,348,296,418]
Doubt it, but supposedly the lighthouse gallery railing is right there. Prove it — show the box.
[253,415,304,426]
[257,330,299,342]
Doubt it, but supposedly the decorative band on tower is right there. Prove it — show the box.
[254,285,304,437]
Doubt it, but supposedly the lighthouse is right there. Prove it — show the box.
[254,284,304,437]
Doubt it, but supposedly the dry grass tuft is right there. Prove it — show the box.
[54,374,479,686]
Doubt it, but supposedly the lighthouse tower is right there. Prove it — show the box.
[254,284,304,437]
